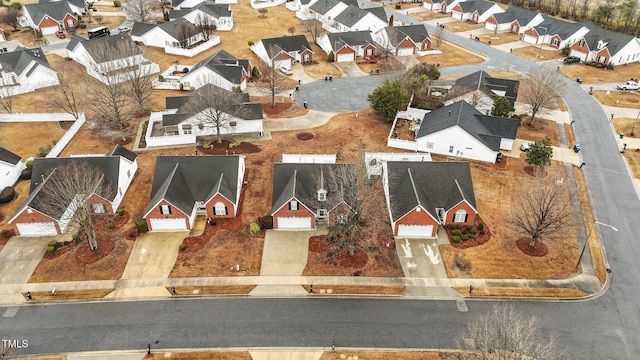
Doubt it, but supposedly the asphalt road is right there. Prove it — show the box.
[2,16,640,360]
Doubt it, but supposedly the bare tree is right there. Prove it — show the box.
[303,18,322,42]
[177,20,198,48]
[432,24,446,49]
[0,77,19,113]
[520,64,566,125]
[123,0,159,22]
[288,26,296,36]
[194,13,216,41]
[3,8,20,31]
[49,62,86,119]
[179,84,250,144]
[454,304,567,360]
[34,161,116,251]
[509,177,572,248]
[256,57,290,107]
[125,59,155,116]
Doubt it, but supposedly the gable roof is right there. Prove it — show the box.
[66,34,142,62]
[385,24,430,46]
[260,35,313,58]
[271,163,355,214]
[132,18,201,40]
[0,147,21,165]
[454,70,519,107]
[333,5,386,27]
[386,161,476,222]
[493,5,538,24]
[130,22,157,37]
[106,144,137,162]
[416,100,519,151]
[188,49,249,85]
[0,47,54,76]
[170,2,231,19]
[581,26,637,57]
[145,155,243,216]
[24,1,75,25]
[327,30,375,49]
[310,0,358,15]
[458,0,496,14]
[532,17,593,40]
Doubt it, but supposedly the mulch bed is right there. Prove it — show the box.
[74,237,116,264]
[516,236,549,256]
[447,217,492,249]
[261,101,292,115]
[297,132,314,140]
[59,121,74,130]
[338,247,369,268]
[524,165,548,177]
[309,235,329,252]
[196,141,261,155]
[114,136,132,145]
[520,117,544,130]
[92,213,130,233]
[494,156,508,169]
[181,216,243,253]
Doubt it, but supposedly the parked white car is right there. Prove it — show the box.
[279,65,293,75]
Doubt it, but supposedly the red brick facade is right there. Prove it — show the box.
[273,51,294,66]
[328,202,352,227]
[445,201,476,226]
[336,46,356,57]
[396,38,416,55]
[485,15,497,27]
[300,49,313,62]
[272,197,315,229]
[145,199,191,231]
[62,14,78,29]
[38,16,60,31]
[594,48,611,64]
[394,207,439,237]
[549,34,561,48]
[509,20,520,34]
[11,208,60,236]
[205,193,235,219]
[420,38,432,51]
[86,193,114,214]
[363,44,376,57]
[570,38,589,53]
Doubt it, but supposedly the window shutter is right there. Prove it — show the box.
[464,214,468,222]
[225,206,228,215]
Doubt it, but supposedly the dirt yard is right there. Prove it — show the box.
[613,117,640,137]
[512,46,564,62]
[624,151,640,179]
[560,62,640,84]
[477,32,520,46]
[412,11,450,21]
[446,20,486,33]
[417,41,485,67]
[593,90,640,108]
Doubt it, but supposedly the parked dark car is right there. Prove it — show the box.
[563,56,581,64]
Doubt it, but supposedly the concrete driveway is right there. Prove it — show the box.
[333,62,366,77]
[0,237,50,284]
[395,237,447,278]
[259,230,316,276]
[120,231,187,279]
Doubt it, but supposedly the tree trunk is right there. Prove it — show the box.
[529,236,538,247]
[86,223,98,251]
[271,93,276,107]
[528,108,538,125]
[216,122,222,143]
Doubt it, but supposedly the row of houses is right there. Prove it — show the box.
[3,146,478,239]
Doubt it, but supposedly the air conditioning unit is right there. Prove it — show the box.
[230,121,237,126]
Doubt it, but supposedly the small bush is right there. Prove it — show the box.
[327,51,334,62]
[447,224,456,230]
[72,233,80,242]
[134,217,148,233]
[106,222,115,229]
[1,229,13,239]
[47,245,56,255]
[116,208,125,216]
[595,63,603,68]
[179,243,187,251]
[452,235,461,243]
[113,0,121,6]
[20,168,32,180]
[229,140,241,148]
[469,228,477,234]
[247,40,254,47]
[479,230,485,235]
[251,67,260,77]
[606,63,614,70]
[179,83,184,91]
[232,86,242,93]
[26,160,34,171]
[469,233,476,239]
[47,240,58,247]
[189,86,195,92]
[462,234,470,241]
[0,187,15,204]
[451,229,462,236]
[477,223,484,230]
[250,222,261,235]
[258,215,273,230]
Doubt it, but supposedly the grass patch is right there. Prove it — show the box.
[593,90,640,108]
[148,351,252,359]
[302,285,405,295]
[454,286,588,297]
[477,31,520,46]
[512,46,564,62]
[613,117,640,137]
[167,285,256,295]
[624,151,640,179]
[320,351,442,360]
[23,289,114,301]
[446,20,485,32]
[417,41,485,67]
[559,62,640,84]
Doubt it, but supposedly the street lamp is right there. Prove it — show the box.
[536,26,548,58]
[575,219,618,270]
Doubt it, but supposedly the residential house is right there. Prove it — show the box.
[66,34,160,84]
[154,49,252,91]
[271,162,355,230]
[38,0,87,16]
[0,47,59,96]
[440,0,467,14]
[22,2,77,35]
[364,152,432,178]
[450,0,504,23]
[522,18,592,49]
[171,0,237,10]
[287,0,320,20]
[316,30,377,62]
[375,24,432,56]
[143,155,245,231]
[130,18,219,57]
[0,147,25,190]
[569,27,640,65]
[422,0,446,12]
[8,145,138,237]
[324,5,387,33]
[145,84,263,147]
[250,35,314,67]
[309,0,358,27]
[0,29,5,42]
[382,161,478,237]
[387,100,519,163]
[484,5,543,34]
[445,70,520,113]
[169,2,234,31]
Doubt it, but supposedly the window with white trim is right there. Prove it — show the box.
[214,202,227,216]
[289,200,298,210]
[317,189,327,201]
[337,213,348,224]
[160,205,171,215]
[317,209,327,219]
[454,209,468,222]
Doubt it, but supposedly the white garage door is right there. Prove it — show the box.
[485,22,496,31]
[337,52,355,62]
[41,26,59,35]
[273,59,291,69]
[278,217,312,229]
[570,50,587,61]
[149,218,187,231]
[452,11,463,20]
[397,224,434,237]
[523,34,538,44]
[396,47,414,56]
[16,222,57,236]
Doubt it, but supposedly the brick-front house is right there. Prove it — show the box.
[0,147,25,190]
[250,35,314,67]
[8,145,138,237]
[23,2,77,35]
[522,18,592,49]
[382,161,478,238]
[375,24,432,56]
[484,5,543,34]
[569,27,640,65]
[316,30,377,62]
[271,163,355,230]
[143,155,245,231]
[422,0,446,12]
[450,0,504,23]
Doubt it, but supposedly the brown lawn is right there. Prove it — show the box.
[446,20,485,32]
[320,351,442,360]
[168,285,256,295]
[613,117,640,137]
[511,46,564,62]
[454,286,587,297]
[0,122,66,159]
[253,96,309,118]
[0,180,32,233]
[516,117,561,146]
[477,32,520,46]
[417,41,485,67]
[384,3,423,10]
[624,151,640,179]
[23,289,114,301]
[303,285,405,295]
[148,352,252,360]
[559,62,640,84]
[412,11,450,21]
[593,90,640,108]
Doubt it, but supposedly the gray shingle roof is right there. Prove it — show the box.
[188,50,249,85]
[533,17,593,40]
[386,161,476,222]
[581,26,637,58]
[416,100,519,151]
[0,47,54,76]
[327,30,375,50]
[458,0,496,14]
[132,18,200,40]
[130,22,156,37]
[24,2,74,25]
[385,24,430,47]
[271,163,355,214]
[106,144,137,162]
[454,70,519,107]
[310,0,355,15]
[169,2,231,19]
[145,155,242,216]
[492,5,538,25]
[333,5,385,28]
[260,35,313,58]
[68,34,142,63]
[0,147,21,165]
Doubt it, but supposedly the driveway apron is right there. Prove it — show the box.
[259,230,316,276]
[120,231,187,279]
[0,237,50,284]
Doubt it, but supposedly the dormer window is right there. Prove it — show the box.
[317,189,327,202]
